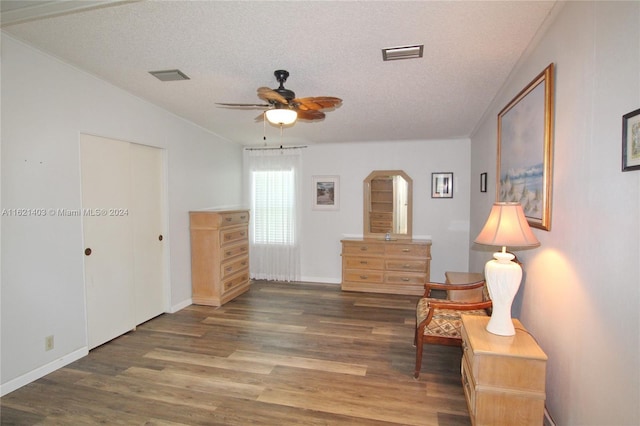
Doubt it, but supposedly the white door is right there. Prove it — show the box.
[130,143,165,325]
[80,134,165,349]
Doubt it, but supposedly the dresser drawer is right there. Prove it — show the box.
[461,325,474,363]
[222,242,249,261]
[223,271,250,292]
[384,272,426,285]
[221,226,248,245]
[190,210,249,229]
[385,259,426,272]
[221,255,249,280]
[344,270,384,284]
[385,243,429,257]
[220,211,250,226]
[461,354,476,418]
[342,242,385,255]
[344,257,384,270]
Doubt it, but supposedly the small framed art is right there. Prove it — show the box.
[312,175,340,210]
[622,107,640,172]
[431,172,453,198]
[480,172,488,192]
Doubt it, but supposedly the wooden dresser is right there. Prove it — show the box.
[340,238,431,296]
[189,209,250,306]
[461,314,547,426]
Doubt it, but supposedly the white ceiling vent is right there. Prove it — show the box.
[382,45,424,61]
[149,69,190,81]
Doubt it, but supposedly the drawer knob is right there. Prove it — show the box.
[360,275,368,279]
[360,247,368,251]
[360,261,368,265]
[401,277,410,282]
[402,248,410,252]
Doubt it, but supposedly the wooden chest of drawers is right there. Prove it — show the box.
[189,209,250,306]
[340,238,431,296]
[461,315,547,426]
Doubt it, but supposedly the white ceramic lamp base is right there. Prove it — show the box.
[484,251,522,336]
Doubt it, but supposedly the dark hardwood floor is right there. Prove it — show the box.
[1,281,470,425]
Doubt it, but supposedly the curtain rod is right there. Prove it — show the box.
[244,145,308,151]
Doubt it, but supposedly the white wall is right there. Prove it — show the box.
[0,35,243,394]
[469,2,640,425]
[300,139,472,283]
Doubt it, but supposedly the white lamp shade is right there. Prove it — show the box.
[474,202,539,249]
[265,108,297,125]
[474,202,540,336]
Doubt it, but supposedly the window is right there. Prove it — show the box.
[244,147,302,281]
[251,169,296,245]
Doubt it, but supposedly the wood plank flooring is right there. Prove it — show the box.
[1,281,471,425]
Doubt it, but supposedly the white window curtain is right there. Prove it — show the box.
[243,148,302,281]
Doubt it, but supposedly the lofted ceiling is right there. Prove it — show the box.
[1,0,557,146]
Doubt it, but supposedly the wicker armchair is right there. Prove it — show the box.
[414,280,492,378]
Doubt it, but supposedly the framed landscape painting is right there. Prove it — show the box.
[312,176,339,210]
[498,63,555,231]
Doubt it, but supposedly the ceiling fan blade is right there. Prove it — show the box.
[216,102,270,109]
[257,87,288,104]
[293,96,342,111]
[295,109,326,120]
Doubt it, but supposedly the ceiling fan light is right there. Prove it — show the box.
[265,108,297,125]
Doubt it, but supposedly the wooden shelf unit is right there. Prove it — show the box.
[369,176,394,233]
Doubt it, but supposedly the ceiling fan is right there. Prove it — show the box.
[216,70,342,125]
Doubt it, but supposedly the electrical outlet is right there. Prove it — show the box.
[45,335,54,351]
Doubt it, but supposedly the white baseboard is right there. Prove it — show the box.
[0,347,88,397]
[170,298,192,313]
[300,276,341,284]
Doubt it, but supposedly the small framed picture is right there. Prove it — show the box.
[312,175,340,210]
[622,107,640,171]
[431,172,453,198]
[480,172,488,192]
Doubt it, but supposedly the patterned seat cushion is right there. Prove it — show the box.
[417,298,489,339]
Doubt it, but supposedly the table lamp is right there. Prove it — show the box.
[474,202,540,336]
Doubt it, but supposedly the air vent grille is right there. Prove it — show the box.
[382,45,424,61]
[149,69,190,81]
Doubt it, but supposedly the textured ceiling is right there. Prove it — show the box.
[1,0,556,146]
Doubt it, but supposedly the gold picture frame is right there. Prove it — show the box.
[498,63,554,231]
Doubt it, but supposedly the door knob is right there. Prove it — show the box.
[158,234,163,241]
[84,248,92,256]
